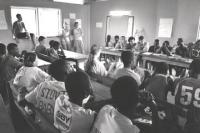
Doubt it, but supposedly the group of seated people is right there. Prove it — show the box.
[106,35,200,59]
[1,37,200,133]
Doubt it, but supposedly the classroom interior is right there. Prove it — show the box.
[1,0,200,133]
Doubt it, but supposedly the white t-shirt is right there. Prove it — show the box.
[54,95,95,133]
[91,105,140,133]
[115,68,141,85]
[25,78,65,123]
[14,66,49,92]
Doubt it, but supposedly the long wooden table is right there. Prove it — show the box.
[101,48,193,68]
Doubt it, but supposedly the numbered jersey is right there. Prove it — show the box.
[175,78,200,109]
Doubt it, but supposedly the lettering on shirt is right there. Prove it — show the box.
[56,109,72,131]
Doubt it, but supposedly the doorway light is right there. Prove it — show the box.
[109,10,131,16]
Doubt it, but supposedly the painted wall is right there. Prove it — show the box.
[90,0,200,47]
[0,0,91,53]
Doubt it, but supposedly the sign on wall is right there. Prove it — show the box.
[197,16,200,40]
[158,18,173,38]
[0,10,8,30]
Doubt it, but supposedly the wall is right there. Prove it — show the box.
[90,0,157,47]
[0,0,91,53]
[90,0,200,47]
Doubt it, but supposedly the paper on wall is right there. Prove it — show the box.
[0,10,8,30]
[96,22,103,28]
[158,18,173,38]
[69,13,76,19]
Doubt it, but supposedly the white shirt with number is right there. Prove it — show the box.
[91,105,140,133]
[54,95,95,133]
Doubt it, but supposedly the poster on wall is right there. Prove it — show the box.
[76,19,82,28]
[197,16,200,40]
[0,10,8,30]
[69,13,76,19]
[96,22,103,28]
[158,18,173,38]
[63,18,70,29]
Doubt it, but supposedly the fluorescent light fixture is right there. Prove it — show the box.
[109,10,131,16]
[53,0,84,5]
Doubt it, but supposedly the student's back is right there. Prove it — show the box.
[91,105,139,133]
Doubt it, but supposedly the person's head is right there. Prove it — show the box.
[7,43,19,56]
[38,36,46,45]
[16,14,22,21]
[0,43,6,56]
[154,62,169,75]
[128,36,135,43]
[90,44,101,58]
[177,38,183,46]
[114,35,120,42]
[121,51,134,68]
[49,40,55,48]
[154,39,159,47]
[111,76,139,118]
[52,41,60,50]
[65,71,91,106]
[106,35,111,42]
[139,36,144,43]
[74,22,79,28]
[163,41,170,47]
[24,52,36,67]
[48,59,70,82]
[121,36,126,41]
[189,59,200,79]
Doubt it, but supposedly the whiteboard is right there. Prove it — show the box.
[158,18,173,38]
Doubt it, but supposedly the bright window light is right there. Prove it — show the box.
[53,0,84,4]
[109,10,131,16]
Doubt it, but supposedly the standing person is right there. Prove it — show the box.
[61,22,71,50]
[71,22,84,53]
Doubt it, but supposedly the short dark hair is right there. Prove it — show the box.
[139,36,144,41]
[74,22,78,26]
[128,36,135,42]
[114,35,119,39]
[52,41,60,50]
[154,62,169,75]
[24,52,36,67]
[90,44,100,55]
[121,51,134,67]
[16,14,21,18]
[178,38,183,42]
[48,59,69,81]
[155,39,159,43]
[38,36,46,42]
[163,40,170,46]
[0,43,6,55]
[49,40,55,48]
[106,35,111,42]
[7,43,18,53]
[111,76,139,114]
[65,71,92,105]
[189,59,200,76]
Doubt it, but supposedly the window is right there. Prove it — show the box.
[11,6,62,37]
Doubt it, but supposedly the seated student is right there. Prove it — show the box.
[145,62,174,102]
[157,41,172,56]
[1,43,22,82]
[120,36,127,48]
[35,36,47,55]
[25,59,68,123]
[91,76,140,133]
[13,52,49,92]
[125,36,136,50]
[148,39,160,53]
[175,59,200,133]
[105,35,113,47]
[85,44,109,78]
[135,36,149,53]
[54,71,95,133]
[115,51,141,86]
[175,38,188,58]
[47,40,60,59]
[114,35,122,49]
